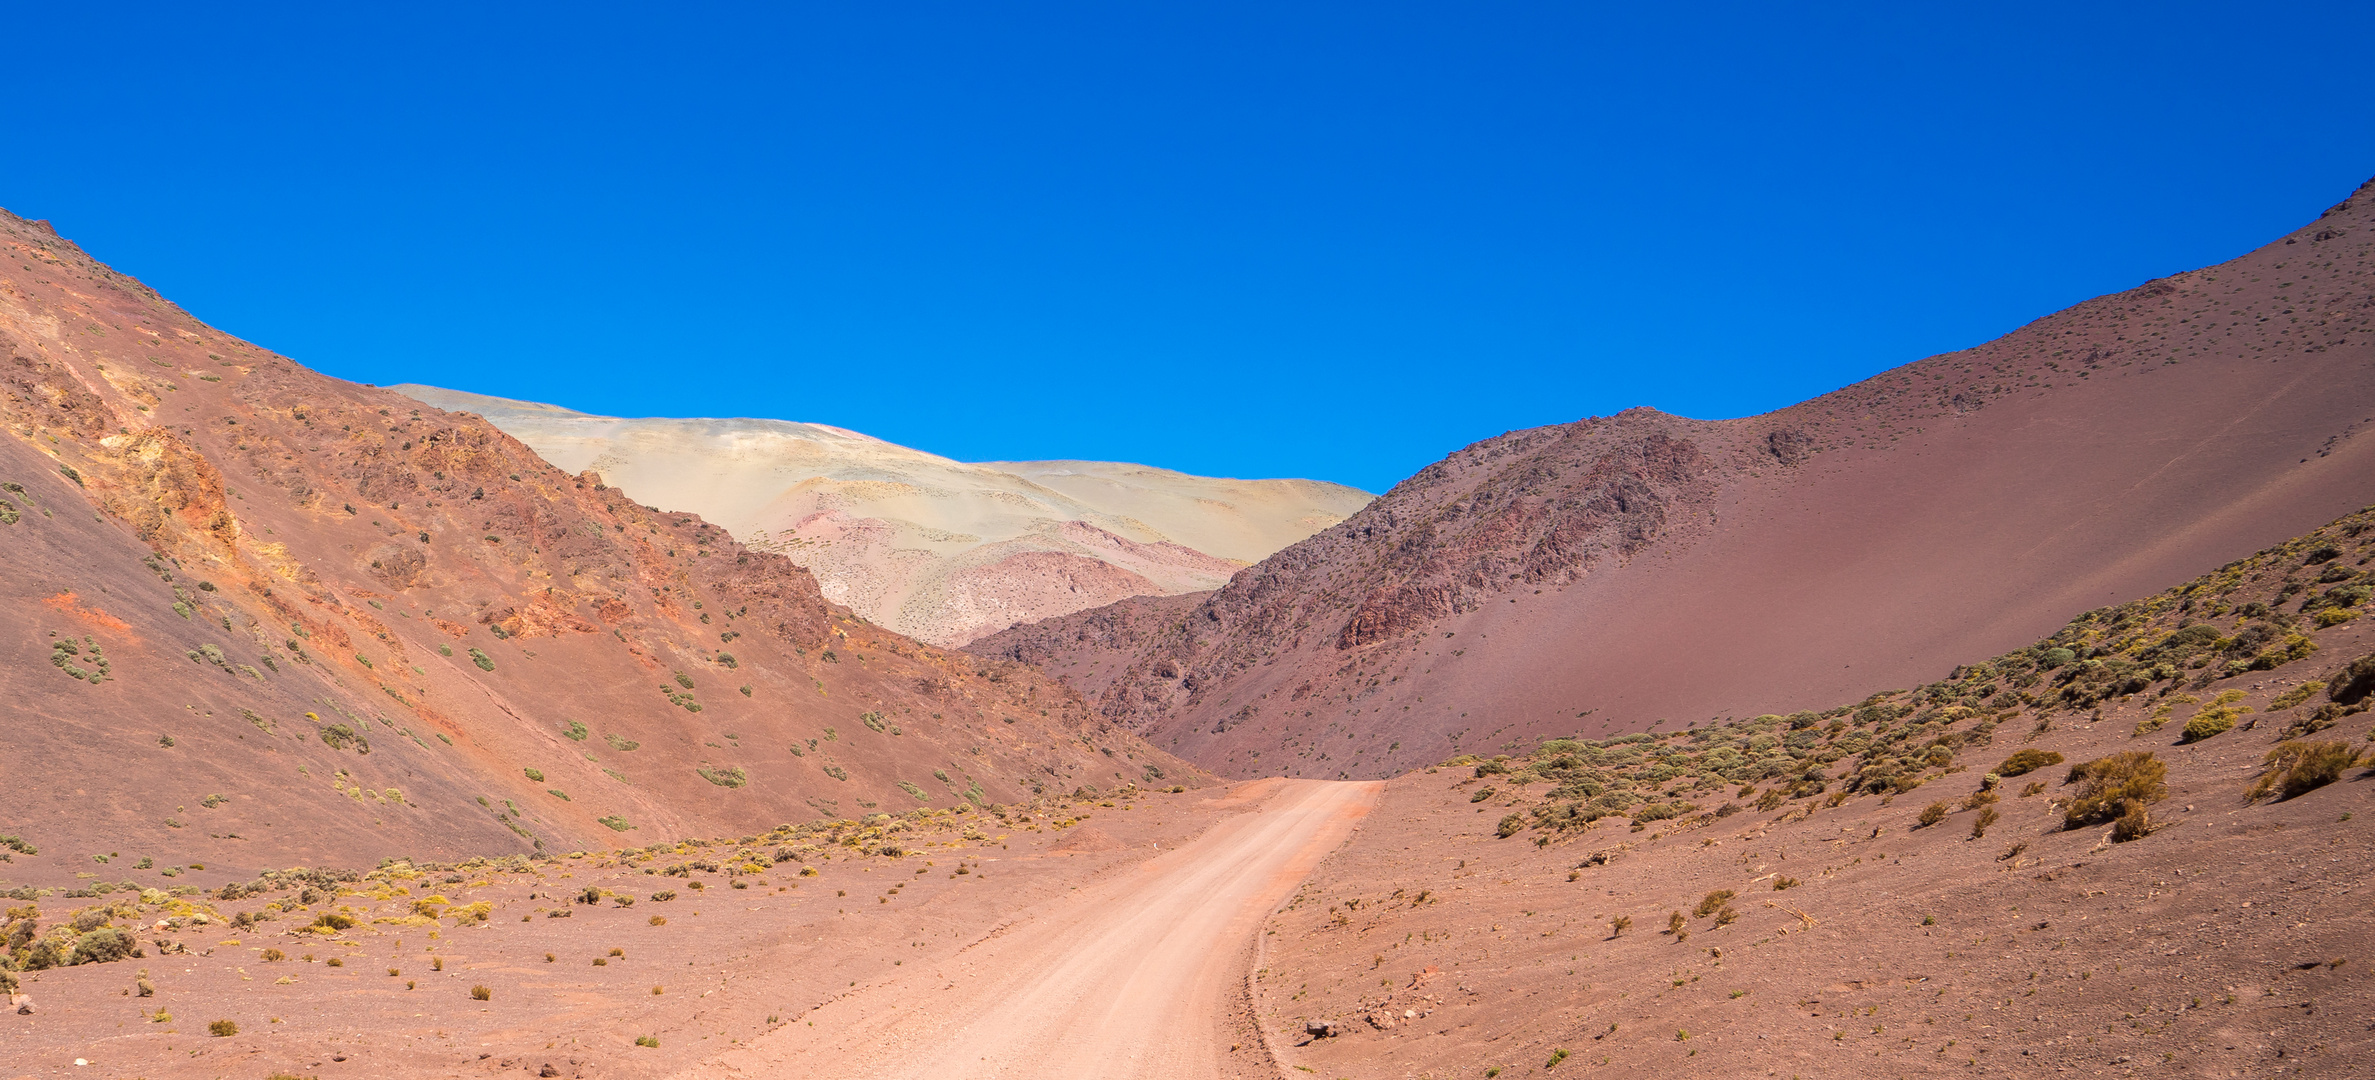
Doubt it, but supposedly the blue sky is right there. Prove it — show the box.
[12,3,2372,492]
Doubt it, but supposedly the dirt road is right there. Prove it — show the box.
[683,779,1380,1080]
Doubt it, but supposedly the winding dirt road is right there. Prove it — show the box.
[683,779,1379,1080]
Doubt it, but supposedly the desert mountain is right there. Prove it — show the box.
[1262,502,2375,1078]
[387,385,1372,648]
[973,175,2375,780]
[0,208,1196,881]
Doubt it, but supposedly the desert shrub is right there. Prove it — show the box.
[2270,682,2327,711]
[469,649,495,672]
[698,766,748,789]
[209,1019,238,1037]
[261,948,286,962]
[470,985,491,1001]
[2111,801,2153,842]
[1970,806,2000,839]
[1772,876,1799,890]
[1916,801,1949,828]
[1693,890,1736,917]
[2181,706,2248,742]
[598,816,634,832]
[2331,653,2375,707]
[523,768,544,782]
[312,912,355,931]
[2064,752,2168,829]
[2245,741,2360,802]
[1609,915,1632,936]
[635,1035,660,1048]
[1632,802,1685,823]
[1991,749,2063,777]
[317,724,368,753]
[70,927,135,965]
[1469,786,1496,803]
[1665,911,1686,935]
[1496,814,1525,838]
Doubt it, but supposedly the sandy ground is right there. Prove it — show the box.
[687,779,1379,1080]
[1254,679,2375,1078]
[0,782,1371,1080]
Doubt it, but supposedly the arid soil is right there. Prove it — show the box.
[974,175,2375,780]
[1,783,1323,1080]
[691,779,1377,1080]
[1255,511,2375,1078]
[390,385,1372,647]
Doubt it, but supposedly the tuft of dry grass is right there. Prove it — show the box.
[2245,741,2360,803]
[2064,752,2167,830]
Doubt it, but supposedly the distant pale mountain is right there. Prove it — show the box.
[388,386,1373,646]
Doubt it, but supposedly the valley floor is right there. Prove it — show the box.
[2,782,1352,1080]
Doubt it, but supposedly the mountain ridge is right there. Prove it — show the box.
[971,175,2375,779]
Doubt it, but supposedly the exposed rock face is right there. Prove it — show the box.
[0,207,1197,873]
[973,175,2375,780]
[388,385,1374,647]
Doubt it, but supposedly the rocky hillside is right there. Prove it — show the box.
[390,385,1372,648]
[0,209,1198,885]
[1262,503,2375,1077]
[974,175,2375,779]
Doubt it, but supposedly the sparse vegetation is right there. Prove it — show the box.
[2245,741,2360,803]
[2064,752,2167,833]
[1990,749,2063,777]
[698,766,747,788]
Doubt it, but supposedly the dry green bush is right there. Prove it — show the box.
[1916,801,1949,828]
[2063,752,2167,830]
[2245,741,2360,803]
[1991,749,2063,777]
[1693,890,1736,918]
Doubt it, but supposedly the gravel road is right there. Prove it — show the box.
[688,779,1380,1079]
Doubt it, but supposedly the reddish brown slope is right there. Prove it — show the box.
[973,176,2375,778]
[0,209,1196,887]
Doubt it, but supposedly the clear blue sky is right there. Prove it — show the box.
[12,3,2371,492]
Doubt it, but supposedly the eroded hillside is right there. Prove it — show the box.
[975,175,2375,779]
[0,209,1198,884]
